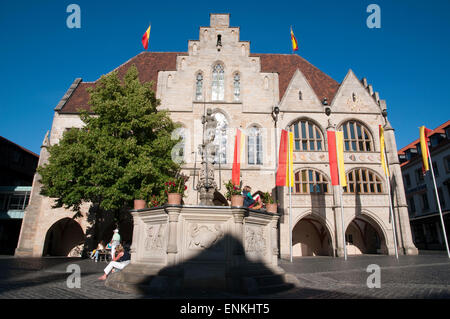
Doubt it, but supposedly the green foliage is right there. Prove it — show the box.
[261,192,275,204]
[224,180,242,201]
[164,173,189,197]
[38,65,180,213]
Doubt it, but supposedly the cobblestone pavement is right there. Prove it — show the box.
[0,254,449,299]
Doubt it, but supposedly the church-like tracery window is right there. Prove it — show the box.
[340,120,373,152]
[212,64,224,101]
[343,168,383,194]
[289,119,324,151]
[233,73,240,101]
[195,73,203,100]
[247,126,262,165]
[213,112,228,164]
[294,169,329,194]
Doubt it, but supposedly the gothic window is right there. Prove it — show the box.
[195,73,203,100]
[344,168,383,194]
[299,91,303,100]
[289,119,324,151]
[213,112,228,164]
[247,126,262,165]
[294,169,329,194]
[340,120,373,152]
[212,64,224,101]
[233,73,240,101]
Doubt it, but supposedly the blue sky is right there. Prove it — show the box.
[0,0,449,154]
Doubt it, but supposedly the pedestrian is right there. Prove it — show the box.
[98,245,130,280]
[109,228,121,259]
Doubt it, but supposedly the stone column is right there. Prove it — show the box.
[166,206,182,265]
[231,208,245,267]
[129,211,141,263]
[333,185,346,257]
[270,214,280,266]
[383,118,418,255]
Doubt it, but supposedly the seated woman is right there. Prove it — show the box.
[98,244,130,280]
[90,241,105,262]
[242,186,262,210]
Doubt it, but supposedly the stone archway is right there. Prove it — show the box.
[345,214,388,255]
[292,215,333,257]
[42,218,85,256]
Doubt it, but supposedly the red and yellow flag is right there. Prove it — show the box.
[142,25,151,50]
[327,131,346,186]
[276,130,294,187]
[232,129,245,186]
[419,126,432,173]
[290,27,298,52]
[379,125,390,177]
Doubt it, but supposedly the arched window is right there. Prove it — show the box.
[213,112,228,164]
[195,73,203,100]
[294,169,329,194]
[247,126,262,165]
[212,64,224,101]
[233,73,240,101]
[344,168,383,194]
[340,120,373,152]
[289,119,324,151]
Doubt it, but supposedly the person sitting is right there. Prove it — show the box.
[98,245,131,280]
[90,241,105,262]
[242,186,262,210]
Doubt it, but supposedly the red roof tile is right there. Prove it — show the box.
[59,52,340,113]
[398,120,450,155]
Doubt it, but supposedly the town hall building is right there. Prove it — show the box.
[15,14,418,259]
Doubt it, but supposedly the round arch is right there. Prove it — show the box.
[42,218,85,256]
[336,118,376,152]
[292,210,335,257]
[285,117,326,152]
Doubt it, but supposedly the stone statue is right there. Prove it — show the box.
[197,108,218,205]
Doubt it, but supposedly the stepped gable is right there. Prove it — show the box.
[59,52,181,113]
[253,53,340,103]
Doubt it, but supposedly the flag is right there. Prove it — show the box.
[232,128,245,186]
[290,27,298,52]
[336,131,347,187]
[419,126,432,173]
[379,125,390,177]
[276,130,294,187]
[327,131,339,186]
[142,25,151,50]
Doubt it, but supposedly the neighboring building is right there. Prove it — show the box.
[0,136,38,255]
[399,120,450,250]
[16,14,418,258]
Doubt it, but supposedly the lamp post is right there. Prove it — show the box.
[271,105,280,202]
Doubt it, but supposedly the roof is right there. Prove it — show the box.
[0,136,39,158]
[58,52,340,114]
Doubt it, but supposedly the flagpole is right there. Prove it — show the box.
[427,145,450,258]
[288,136,293,263]
[335,133,347,260]
[383,147,399,259]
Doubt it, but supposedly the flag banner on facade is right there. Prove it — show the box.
[232,128,245,186]
[419,126,432,173]
[327,131,339,186]
[379,125,390,177]
[335,131,347,187]
[290,27,298,52]
[287,131,294,188]
[276,130,294,187]
[142,25,151,50]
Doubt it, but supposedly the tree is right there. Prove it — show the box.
[38,65,180,215]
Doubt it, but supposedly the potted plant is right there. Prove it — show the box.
[134,190,147,210]
[225,180,244,206]
[262,192,277,213]
[149,194,163,208]
[164,174,189,205]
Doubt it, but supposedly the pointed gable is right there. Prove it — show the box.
[279,69,323,111]
[330,69,382,113]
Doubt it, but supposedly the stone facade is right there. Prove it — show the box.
[16,13,417,258]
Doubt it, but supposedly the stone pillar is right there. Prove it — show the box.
[270,214,280,266]
[231,208,245,267]
[166,206,182,265]
[333,185,346,257]
[383,118,418,255]
[15,132,50,257]
[129,211,141,263]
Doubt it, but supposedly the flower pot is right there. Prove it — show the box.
[168,193,182,205]
[134,199,146,210]
[231,195,244,207]
[266,203,278,213]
